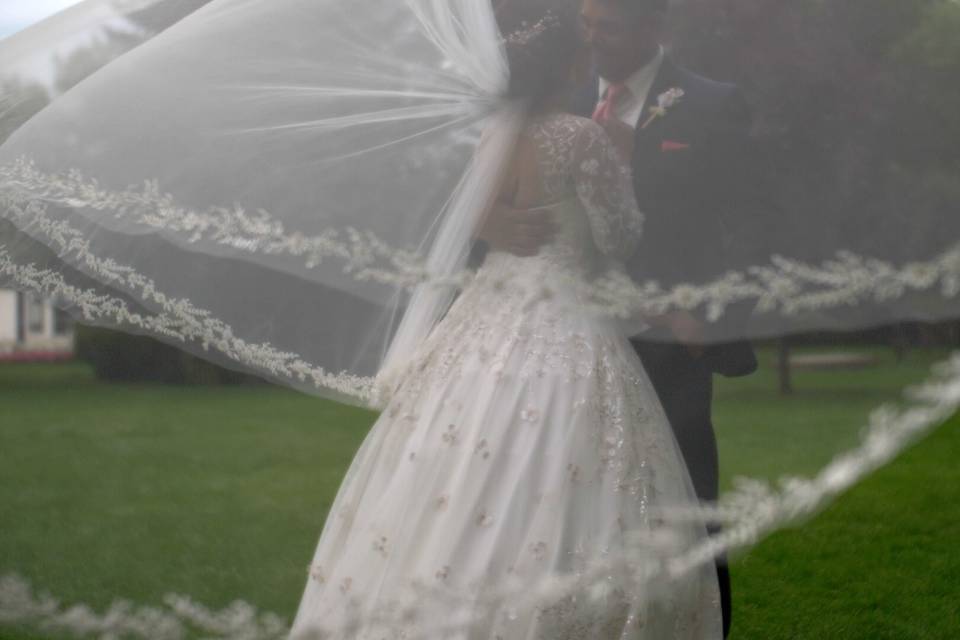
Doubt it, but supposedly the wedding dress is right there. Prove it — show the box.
[289,112,722,640]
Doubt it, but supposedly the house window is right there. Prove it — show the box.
[53,308,72,336]
[26,296,45,334]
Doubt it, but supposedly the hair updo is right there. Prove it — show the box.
[498,1,581,105]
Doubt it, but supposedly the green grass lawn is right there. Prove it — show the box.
[714,348,960,638]
[1,348,958,639]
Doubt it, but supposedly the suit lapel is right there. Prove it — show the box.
[635,55,681,134]
[633,55,693,162]
[642,56,680,120]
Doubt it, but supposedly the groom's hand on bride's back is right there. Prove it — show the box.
[477,202,557,257]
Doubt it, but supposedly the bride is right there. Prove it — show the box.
[289,4,721,638]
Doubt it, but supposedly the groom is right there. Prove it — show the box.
[481,0,757,636]
[577,0,758,636]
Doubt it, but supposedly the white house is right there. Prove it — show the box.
[0,288,74,361]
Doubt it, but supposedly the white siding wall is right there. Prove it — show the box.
[0,290,17,343]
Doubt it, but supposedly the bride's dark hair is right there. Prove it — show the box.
[499,1,580,106]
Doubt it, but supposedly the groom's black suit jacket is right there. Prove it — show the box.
[573,55,758,505]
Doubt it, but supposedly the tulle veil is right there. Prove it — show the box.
[1,0,959,636]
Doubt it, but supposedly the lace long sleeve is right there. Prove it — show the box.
[571,120,644,260]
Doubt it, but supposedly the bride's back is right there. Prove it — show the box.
[493,111,642,273]
[504,113,590,208]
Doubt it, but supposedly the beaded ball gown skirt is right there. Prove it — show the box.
[289,114,722,639]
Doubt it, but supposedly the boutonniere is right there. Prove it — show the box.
[641,87,685,129]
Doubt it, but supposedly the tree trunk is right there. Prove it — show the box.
[778,338,792,395]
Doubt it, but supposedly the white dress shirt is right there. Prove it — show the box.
[597,46,665,128]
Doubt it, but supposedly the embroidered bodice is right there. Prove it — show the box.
[494,112,643,274]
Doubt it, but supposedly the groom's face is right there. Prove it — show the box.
[579,0,663,82]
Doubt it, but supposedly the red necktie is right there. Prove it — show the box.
[592,83,627,123]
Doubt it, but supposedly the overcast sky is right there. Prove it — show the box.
[0,0,83,39]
